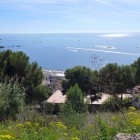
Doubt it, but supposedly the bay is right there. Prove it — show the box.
[0,33,140,70]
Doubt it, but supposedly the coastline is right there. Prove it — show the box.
[43,69,65,77]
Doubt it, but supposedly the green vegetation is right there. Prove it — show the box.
[62,63,135,105]
[100,96,132,112]
[62,66,99,95]
[1,50,140,139]
[99,64,134,95]
[132,57,140,85]
[0,107,139,140]
[62,66,100,103]
[0,50,51,104]
[0,82,25,120]
[64,84,87,113]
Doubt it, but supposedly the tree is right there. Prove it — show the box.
[62,66,99,95]
[64,84,87,113]
[98,63,134,102]
[118,65,135,90]
[60,84,87,128]
[131,57,140,85]
[0,50,51,103]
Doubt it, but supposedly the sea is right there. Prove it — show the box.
[0,33,140,70]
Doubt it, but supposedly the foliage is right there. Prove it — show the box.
[0,108,139,139]
[62,63,135,110]
[0,50,30,81]
[43,102,62,114]
[0,82,25,120]
[64,84,87,113]
[59,84,87,130]
[96,117,112,140]
[132,57,140,84]
[100,96,132,111]
[26,85,51,104]
[0,50,51,103]
[99,63,134,98]
[59,105,87,130]
[62,66,99,95]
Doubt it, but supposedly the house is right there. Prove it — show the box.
[46,92,110,105]
[46,90,66,104]
[85,93,110,105]
[46,90,132,113]
[43,69,65,83]
[47,91,132,105]
[42,69,65,91]
[132,85,140,108]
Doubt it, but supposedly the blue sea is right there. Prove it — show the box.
[0,33,140,70]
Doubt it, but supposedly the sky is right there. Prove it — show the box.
[0,0,140,33]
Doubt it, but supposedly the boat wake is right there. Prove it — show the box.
[65,48,79,53]
[101,33,131,38]
[65,47,140,56]
[94,45,116,50]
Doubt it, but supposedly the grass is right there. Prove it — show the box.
[0,107,140,140]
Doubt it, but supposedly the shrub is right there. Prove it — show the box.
[64,84,87,113]
[100,96,132,112]
[0,82,25,120]
[42,102,62,114]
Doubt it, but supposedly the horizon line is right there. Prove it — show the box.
[0,31,140,34]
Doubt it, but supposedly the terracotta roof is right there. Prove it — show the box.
[47,90,66,103]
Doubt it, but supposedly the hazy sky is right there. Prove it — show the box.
[0,0,140,33]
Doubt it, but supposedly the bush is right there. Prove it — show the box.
[42,102,62,114]
[64,84,87,113]
[26,85,51,104]
[0,82,25,120]
[100,96,132,112]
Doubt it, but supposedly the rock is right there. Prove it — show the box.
[114,133,140,140]
[114,133,131,140]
